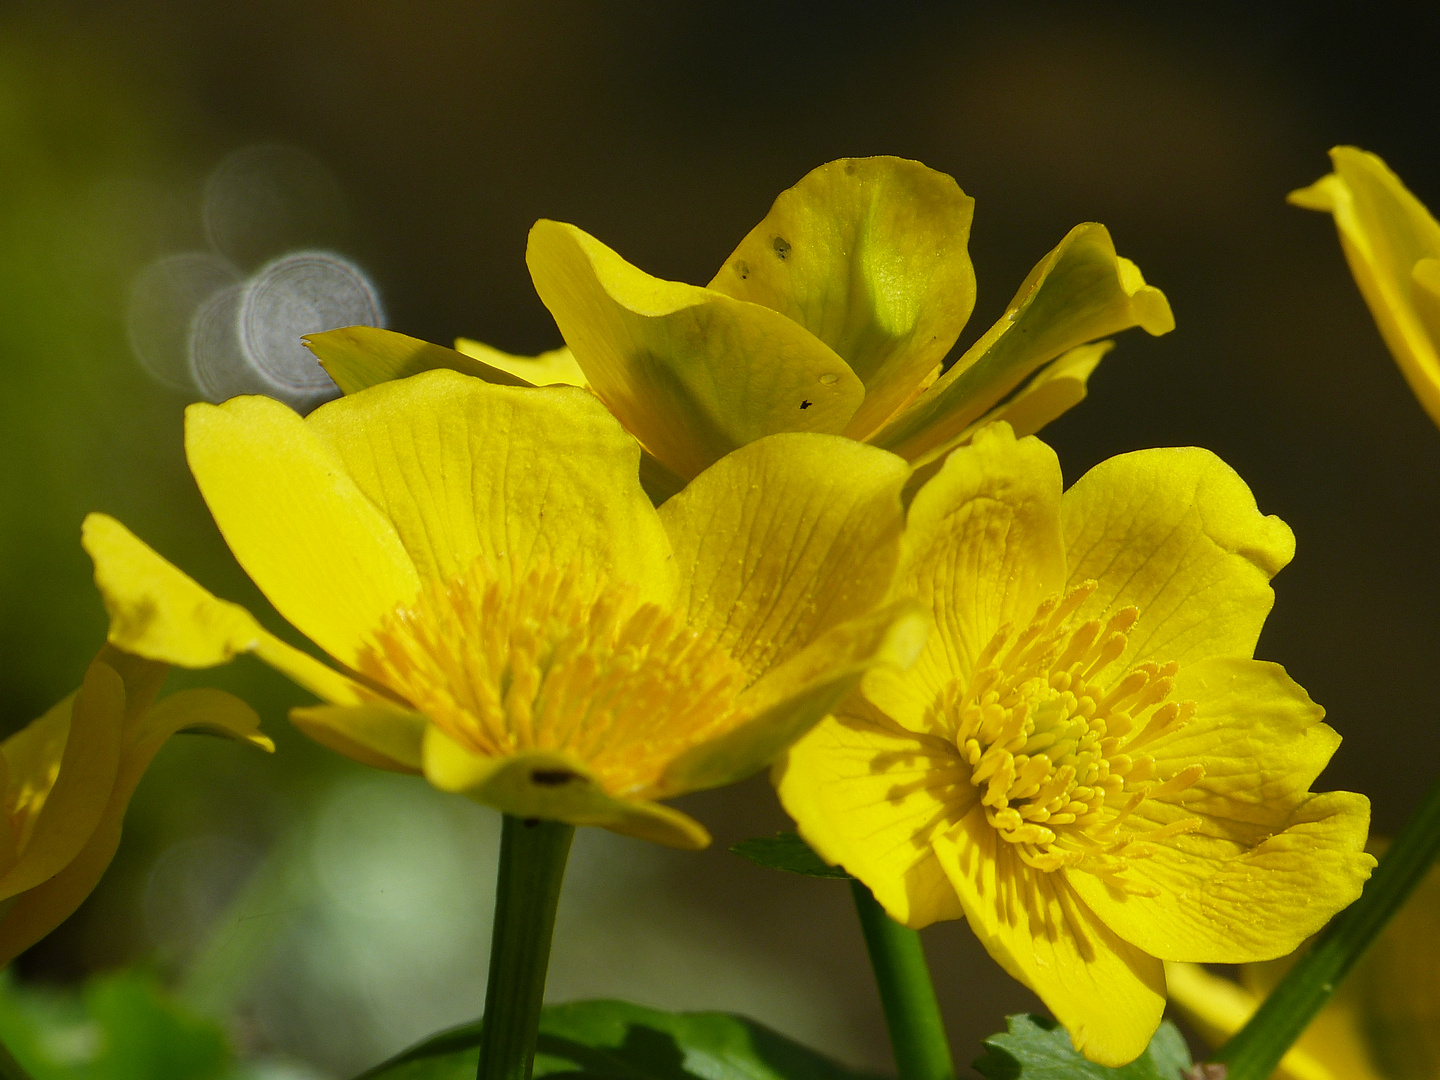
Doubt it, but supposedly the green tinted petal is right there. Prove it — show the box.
[708,157,975,440]
[873,223,1173,466]
[421,731,710,849]
[305,326,531,393]
[527,219,864,479]
[454,338,587,386]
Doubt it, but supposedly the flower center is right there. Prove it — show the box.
[942,581,1203,890]
[357,559,749,798]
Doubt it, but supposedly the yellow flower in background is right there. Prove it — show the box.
[0,646,268,966]
[775,423,1374,1066]
[306,157,1173,499]
[1169,845,1440,1080]
[1291,147,1440,430]
[83,370,926,850]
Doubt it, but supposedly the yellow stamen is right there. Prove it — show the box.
[358,559,749,798]
[942,581,1204,891]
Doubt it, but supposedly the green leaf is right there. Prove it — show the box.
[0,969,231,1080]
[356,1000,880,1080]
[730,833,852,879]
[973,1015,1192,1080]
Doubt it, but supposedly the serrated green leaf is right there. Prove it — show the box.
[730,833,853,879]
[973,1015,1192,1080]
[356,1000,879,1080]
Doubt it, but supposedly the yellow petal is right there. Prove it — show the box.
[1068,657,1373,963]
[708,157,976,441]
[421,729,709,849]
[527,219,864,479]
[659,431,910,680]
[776,707,970,928]
[290,703,426,774]
[0,659,122,899]
[305,369,675,604]
[1061,446,1295,670]
[866,423,1065,735]
[0,684,266,967]
[932,808,1166,1067]
[186,395,421,670]
[1290,147,1440,428]
[967,341,1112,440]
[455,337,587,387]
[873,223,1173,467]
[83,513,367,707]
[305,326,533,394]
[663,599,930,796]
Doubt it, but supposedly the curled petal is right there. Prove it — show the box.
[527,219,864,479]
[873,223,1173,467]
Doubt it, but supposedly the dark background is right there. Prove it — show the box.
[2,3,1438,1075]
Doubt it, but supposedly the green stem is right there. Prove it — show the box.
[1214,772,1440,1080]
[476,815,575,1080]
[850,879,956,1080]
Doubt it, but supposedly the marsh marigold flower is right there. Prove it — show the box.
[1292,147,1440,430]
[82,370,926,849]
[0,646,268,965]
[305,157,1173,499]
[775,423,1374,1066]
[1168,847,1440,1080]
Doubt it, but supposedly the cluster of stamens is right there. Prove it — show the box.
[941,581,1204,891]
[358,559,750,797]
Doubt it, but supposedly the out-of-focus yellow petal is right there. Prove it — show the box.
[932,808,1166,1067]
[659,432,909,680]
[1358,852,1440,1080]
[527,219,864,479]
[305,326,532,394]
[1165,964,1359,1080]
[290,703,426,774]
[1068,657,1373,963]
[186,395,421,669]
[873,224,1173,467]
[1290,147,1440,428]
[776,708,969,929]
[83,514,367,707]
[866,423,1065,735]
[708,157,976,441]
[1060,447,1295,670]
[662,600,930,796]
[967,341,1112,440]
[454,337,588,387]
[305,370,675,605]
[0,681,266,968]
[421,729,709,849]
[0,659,122,899]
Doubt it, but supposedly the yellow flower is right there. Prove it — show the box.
[82,370,927,850]
[306,157,1173,498]
[0,645,268,966]
[1168,851,1440,1080]
[1291,147,1440,430]
[774,422,1375,1066]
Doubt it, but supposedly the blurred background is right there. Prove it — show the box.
[2,1,1439,1075]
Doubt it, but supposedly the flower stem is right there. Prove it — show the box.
[1214,772,1440,1080]
[475,814,575,1080]
[850,879,956,1080]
